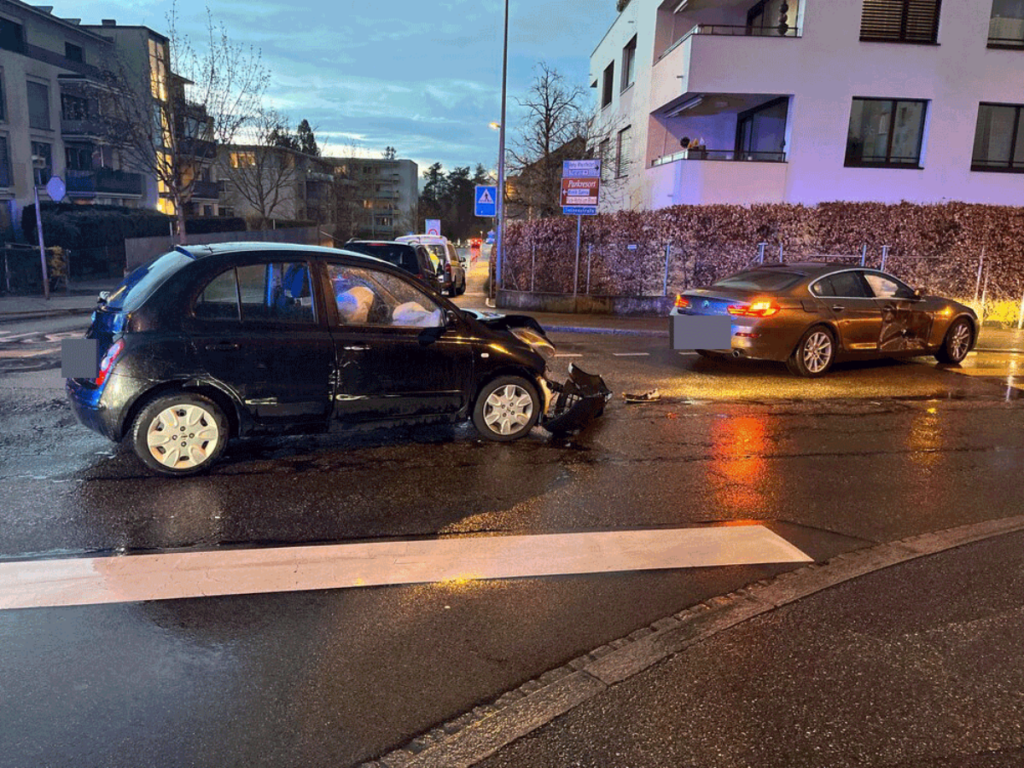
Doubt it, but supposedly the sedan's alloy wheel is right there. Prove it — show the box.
[949,321,971,361]
[802,331,833,374]
[147,404,221,469]
[483,384,534,436]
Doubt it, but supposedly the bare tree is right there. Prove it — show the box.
[97,3,269,241]
[507,63,590,220]
[217,108,299,227]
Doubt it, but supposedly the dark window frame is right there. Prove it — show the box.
[621,36,637,92]
[859,0,942,45]
[0,135,10,187]
[734,96,789,160]
[65,42,84,63]
[0,18,25,54]
[987,0,1024,48]
[601,62,614,108]
[844,97,928,169]
[0,70,5,122]
[27,80,51,131]
[971,102,1024,173]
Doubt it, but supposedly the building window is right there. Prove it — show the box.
[972,103,1024,172]
[845,98,927,167]
[621,36,637,91]
[65,145,93,171]
[599,138,612,181]
[736,97,789,161]
[602,62,614,108]
[748,0,798,35]
[148,38,168,102]
[0,18,25,54]
[230,151,256,168]
[27,81,51,130]
[219,207,234,218]
[860,0,941,44]
[989,0,1024,47]
[0,136,10,187]
[0,72,5,122]
[616,126,631,178]
[65,42,84,62]
[61,94,89,121]
[31,141,52,186]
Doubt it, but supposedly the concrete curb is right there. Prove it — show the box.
[0,308,93,325]
[362,513,1024,768]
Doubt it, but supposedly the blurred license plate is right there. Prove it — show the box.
[670,316,731,350]
[61,338,99,378]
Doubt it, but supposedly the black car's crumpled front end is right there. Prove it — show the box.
[542,364,612,435]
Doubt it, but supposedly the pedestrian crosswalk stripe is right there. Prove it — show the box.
[613,352,650,357]
[0,526,812,610]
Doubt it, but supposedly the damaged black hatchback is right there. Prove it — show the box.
[66,243,610,476]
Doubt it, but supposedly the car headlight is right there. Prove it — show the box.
[510,327,556,362]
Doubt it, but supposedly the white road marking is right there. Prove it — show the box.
[678,351,699,356]
[553,353,583,358]
[612,352,650,357]
[0,526,812,610]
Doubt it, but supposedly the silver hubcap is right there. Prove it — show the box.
[950,322,971,361]
[483,384,534,436]
[802,331,833,373]
[147,404,220,469]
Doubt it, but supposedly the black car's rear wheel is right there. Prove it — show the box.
[787,326,836,377]
[935,318,973,365]
[132,392,229,476]
[473,376,540,441]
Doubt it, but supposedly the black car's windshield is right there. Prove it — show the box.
[344,243,418,274]
[710,270,804,292]
[105,250,194,311]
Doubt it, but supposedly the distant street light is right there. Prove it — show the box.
[489,122,501,130]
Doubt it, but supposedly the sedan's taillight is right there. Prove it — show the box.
[674,295,690,308]
[445,262,452,276]
[728,301,780,318]
[95,339,124,386]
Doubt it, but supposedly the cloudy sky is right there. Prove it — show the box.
[73,0,618,177]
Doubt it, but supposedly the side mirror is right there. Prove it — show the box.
[913,288,926,301]
[444,309,460,330]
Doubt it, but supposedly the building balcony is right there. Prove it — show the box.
[190,180,221,200]
[66,169,144,197]
[652,148,786,165]
[60,117,106,138]
[645,154,788,208]
[178,137,217,160]
[652,23,802,112]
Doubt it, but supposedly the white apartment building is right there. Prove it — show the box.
[591,0,1024,211]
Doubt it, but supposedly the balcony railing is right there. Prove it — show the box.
[66,169,144,196]
[659,23,801,62]
[190,180,221,199]
[652,149,787,166]
[60,117,106,138]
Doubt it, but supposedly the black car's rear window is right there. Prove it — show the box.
[344,243,418,273]
[710,270,804,292]
[104,251,193,312]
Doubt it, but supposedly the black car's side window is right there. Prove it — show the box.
[236,262,315,324]
[329,264,443,329]
[194,268,241,321]
[827,271,871,298]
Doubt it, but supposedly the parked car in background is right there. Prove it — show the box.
[342,240,443,296]
[396,234,467,296]
[66,243,611,476]
[671,263,978,377]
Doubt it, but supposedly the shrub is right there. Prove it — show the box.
[184,217,247,235]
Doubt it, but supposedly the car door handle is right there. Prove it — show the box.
[343,345,370,351]
[831,305,846,313]
[205,342,240,351]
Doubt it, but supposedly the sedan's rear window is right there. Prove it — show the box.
[343,243,418,274]
[104,251,193,312]
[710,270,804,292]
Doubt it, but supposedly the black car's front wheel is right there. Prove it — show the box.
[473,376,541,441]
[131,392,229,476]
[935,318,973,365]
[787,326,836,377]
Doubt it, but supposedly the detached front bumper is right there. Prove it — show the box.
[541,364,612,435]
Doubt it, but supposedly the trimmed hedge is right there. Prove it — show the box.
[22,203,173,250]
[269,219,316,230]
[184,217,247,235]
[504,203,1024,301]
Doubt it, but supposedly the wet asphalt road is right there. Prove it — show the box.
[1,317,1024,766]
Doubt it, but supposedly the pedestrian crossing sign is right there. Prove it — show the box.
[475,185,497,217]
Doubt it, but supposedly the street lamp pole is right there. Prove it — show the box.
[495,0,509,296]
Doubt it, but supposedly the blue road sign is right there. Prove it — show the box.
[562,205,598,216]
[475,186,497,217]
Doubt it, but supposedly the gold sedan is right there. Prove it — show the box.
[670,263,978,377]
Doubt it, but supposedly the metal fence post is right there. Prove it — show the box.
[778,242,784,263]
[980,262,990,322]
[1018,290,1024,331]
[663,243,671,296]
[531,243,536,293]
[880,245,889,271]
[757,242,767,264]
[860,244,867,266]
[586,244,592,294]
[974,247,985,303]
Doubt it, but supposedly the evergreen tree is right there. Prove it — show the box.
[296,119,320,156]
